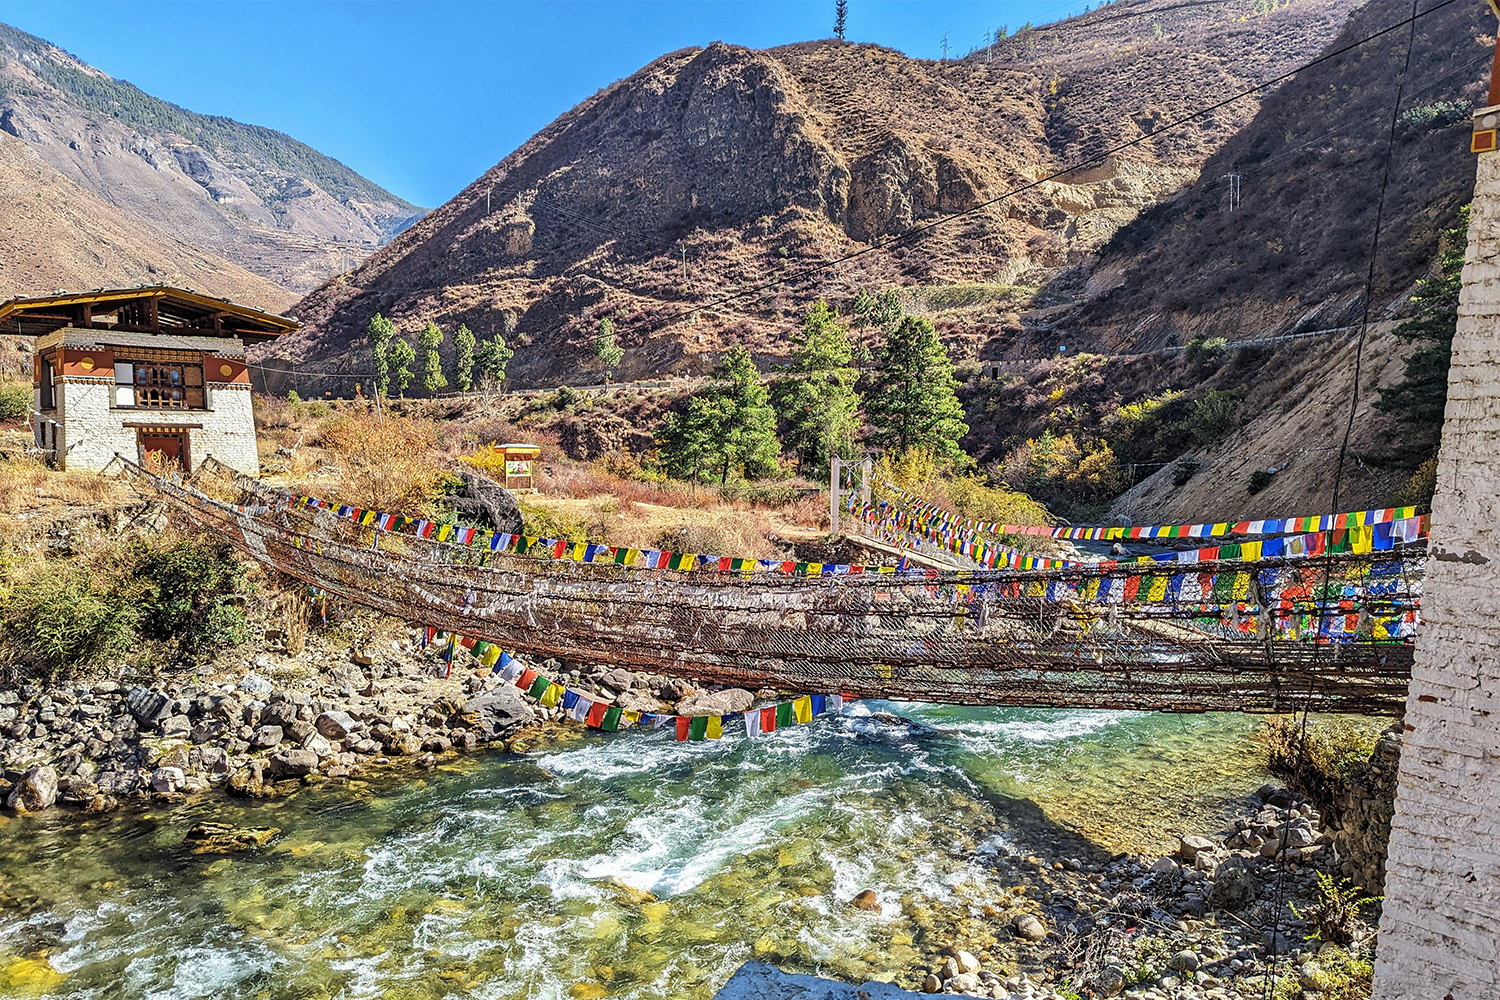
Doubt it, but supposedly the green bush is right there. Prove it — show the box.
[0,380,29,423]
[1172,458,1201,487]
[1184,336,1228,366]
[1247,468,1275,494]
[1186,389,1241,445]
[3,562,138,680]
[128,538,248,659]
[1258,716,1384,791]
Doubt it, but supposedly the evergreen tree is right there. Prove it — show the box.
[387,339,417,397]
[772,301,861,477]
[866,315,969,462]
[834,0,848,39]
[1377,206,1468,463]
[594,317,624,383]
[475,334,515,395]
[366,313,394,397]
[658,346,780,484]
[419,321,448,395]
[452,323,477,392]
[850,287,902,368]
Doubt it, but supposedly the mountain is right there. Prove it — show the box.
[0,21,425,296]
[0,133,295,313]
[268,0,1361,389]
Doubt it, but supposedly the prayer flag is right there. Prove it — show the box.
[602,706,623,732]
[688,716,709,741]
[480,645,502,668]
[527,675,551,700]
[776,702,795,728]
[828,695,844,714]
[569,697,591,723]
[744,709,762,737]
[499,654,524,682]
[676,716,691,741]
[794,696,813,724]
[811,694,827,716]
[517,668,539,691]
[761,705,778,733]
[562,690,580,710]
[540,683,564,709]
[586,702,608,728]
[705,715,723,739]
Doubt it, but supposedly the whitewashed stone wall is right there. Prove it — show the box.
[1372,115,1500,999]
[47,378,261,476]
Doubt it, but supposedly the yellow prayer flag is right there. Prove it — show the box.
[540,683,563,708]
[705,715,722,739]
[1232,572,1252,600]
[807,562,823,577]
[1147,576,1169,602]
[622,548,639,565]
[1352,525,1373,555]
[1241,540,1263,562]
[571,542,587,561]
[480,645,502,668]
[793,696,813,724]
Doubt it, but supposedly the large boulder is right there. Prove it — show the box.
[150,767,186,793]
[447,467,524,534]
[315,711,357,740]
[676,688,754,717]
[1209,857,1261,911]
[461,687,536,739]
[126,687,173,729]
[615,690,665,714]
[6,765,58,812]
[266,749,318,779]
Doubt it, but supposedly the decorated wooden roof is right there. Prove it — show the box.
[0,286,298,344]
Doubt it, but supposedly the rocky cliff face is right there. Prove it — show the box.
[275,0,1359,389]
[0,22,425,296]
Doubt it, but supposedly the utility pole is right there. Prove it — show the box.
[829,457,842,536]
[487,187,493,215]
[1221,173,1242,212]
[680,242,687,281]
[941,33,949,61]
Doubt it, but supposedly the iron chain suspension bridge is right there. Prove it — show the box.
[121,458,1424,716]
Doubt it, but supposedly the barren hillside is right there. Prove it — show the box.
[0,21,425,294]
[0,133,297,313]
[269,0,1359,391]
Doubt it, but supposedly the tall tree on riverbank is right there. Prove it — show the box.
[387,338,416,396]
[772,301,860,478]
[659,346,779,484]
[419,322,448,395]
[366,313,394,396]
[594,317,624,383]
[475,333,515,395]
[452,323,477,392]
[866,316,968,463]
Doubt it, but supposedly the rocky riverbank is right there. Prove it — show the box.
[905,784,1374,1000]
[0,622,746,817]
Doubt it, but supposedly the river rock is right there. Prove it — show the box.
[460,687,536,738]
[1209,857,1260,911]
[315,711,356,739]
[239,673,273,695]
[126,687,172,729]
[302,733,334,757]
[922,974,941,993]
[5,765,58,812]
[184,822,280,853]
[953,950,980,975]
[1094,965,1127,997]
[150,767,186,793]
[252,725,284,749]
[447,465,524,534]
[1179,835,1216,861]
[946,972,981,993]
[1013,913,1047,942]
[161,714,192,739]
[266,749,318,778]
[615,690,665,714]
[601,668,635,693]
[676,688,754,716]
[1168,950,1200,972]
[1151,856,1179,873]
[851,889,881,911]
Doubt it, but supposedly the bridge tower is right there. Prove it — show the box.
[1372,22,1500,999]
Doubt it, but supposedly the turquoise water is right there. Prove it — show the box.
[0,706,1268,999]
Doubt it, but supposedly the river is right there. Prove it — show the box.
[0,704,1269,999]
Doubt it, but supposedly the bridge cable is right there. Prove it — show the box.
[1262,0,1421,993]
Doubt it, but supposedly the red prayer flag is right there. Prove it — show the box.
[516,668,538,690]
[586,702,608,728]
[676,716,691,741]
[760,705,777,733]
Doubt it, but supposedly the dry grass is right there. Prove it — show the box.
[0,454,126,516]
[873,447,1052,526]
[314,411,448,515]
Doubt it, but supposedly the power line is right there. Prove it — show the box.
[628,0,1463,341]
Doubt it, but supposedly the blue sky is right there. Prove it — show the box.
[0,1,1089,208]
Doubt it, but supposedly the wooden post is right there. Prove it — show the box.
[861,458,872,509]
[829,457,841,536]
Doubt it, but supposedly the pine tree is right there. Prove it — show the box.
[366,313,394,397]
[834,0,848,40]
[772,301,861,477]
[387,339,417,397]
[475,334,515,395]
[419,321,448,395]
[594,317,624,383]
[657,346,780,484]
[452,324,477,392]
[866,315,969,463]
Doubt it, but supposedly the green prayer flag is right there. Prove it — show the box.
[689,716,709,741]
[527,676,551,700]
[602,706,623,732]
[775,702,795,727]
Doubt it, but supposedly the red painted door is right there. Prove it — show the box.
[139,432,186,471]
